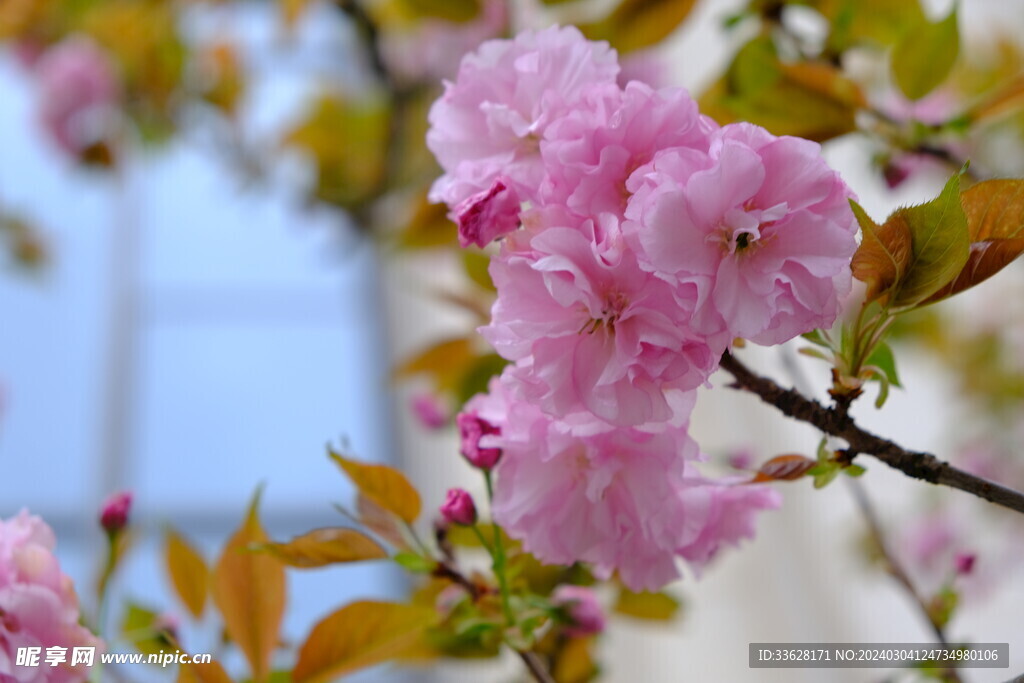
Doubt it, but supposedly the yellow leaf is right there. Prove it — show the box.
[329,451,422,524]
[212,489,286,683]
[553,636,597,683]
[165,528,209,619]
[260,527,387,568]
[177,658,233,683]
[282,94,390,209]
[582,0,699,54]
[292,601,436,683]
[394,337,476,393]
[280,0,314,28]
[613,588,681,621]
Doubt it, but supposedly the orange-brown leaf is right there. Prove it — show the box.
[850,202,913,304]
[922,179,1024,304]
[329,451,421,524]
[752,454,817,483]
[357,495,410,550]
[165,528,209,619]
[292,601,435,683]
[260,527,387,568]
[212,490,285,682]
[394,337,476,394]
[176,658,233,683]
[962,179,1024,241]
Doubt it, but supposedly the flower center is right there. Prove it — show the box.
[579,291,628,334]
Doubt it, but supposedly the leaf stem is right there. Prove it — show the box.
[483,470,515,626]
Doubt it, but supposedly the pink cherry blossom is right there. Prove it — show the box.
[35,38,118,157]
[426,25,619,208]
[540,81,716,219]
[473,375,779,591]
[481,209,721,426]
[0,510,103,683]
[625,122,858,345]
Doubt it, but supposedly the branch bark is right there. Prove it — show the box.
[719,351,1024,515]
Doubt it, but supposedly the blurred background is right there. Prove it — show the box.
[2,0,1024,681]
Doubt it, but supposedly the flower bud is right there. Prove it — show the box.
[100,491,133,534]
[457,411,502,469]
[552,585,605,637]
[954,552,976,576]
[411,392,447,430]
[440,488,477,526]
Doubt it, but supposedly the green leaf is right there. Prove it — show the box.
[581,0,699,54]
[462,250,494,292]
[258,528,388,568]
[844,464,866,477]
[329,450,422,524]
[892,6,959,100]
[613,588,681,621]
[292,601,435,683]
[854,174,971,309]
[818,0,926,52]
[864,341,902,388]
[121,602,174,656]
[801,329,831,348]
[704,36,865,142]
[456,353,508,405]
[394,552,436,573]
[808,462,841,488]
[891,173,970,307]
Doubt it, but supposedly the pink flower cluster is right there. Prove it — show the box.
[428,27,858,590]
[0,510,102,683]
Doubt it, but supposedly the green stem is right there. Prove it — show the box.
[484,470,514,626]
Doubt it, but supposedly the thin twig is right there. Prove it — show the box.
[847,482,945,640]
[775,348,962,678]
[719,351,1024,515]
[518,650,556,683]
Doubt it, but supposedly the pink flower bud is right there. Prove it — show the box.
[457,411,502,469]
[453,178,521,248]
[440,488,477,526]
[411,392,448,430]
[552,585,605,637]
[954,552,976,576]
[100,491,132,533]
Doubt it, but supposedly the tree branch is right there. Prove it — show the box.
[719,351,1024,515]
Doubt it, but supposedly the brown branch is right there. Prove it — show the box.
[719,351,1024,515]
[518,650,557,683]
